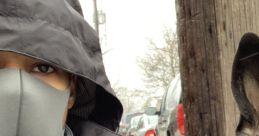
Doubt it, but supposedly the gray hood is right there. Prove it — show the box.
[0,0,123,135]
[232,33,259,134]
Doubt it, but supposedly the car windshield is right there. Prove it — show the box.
[122,112,143,125]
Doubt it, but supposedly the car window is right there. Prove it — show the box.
[125,112,143,125]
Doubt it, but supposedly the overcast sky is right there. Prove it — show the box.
[79,0,177,92]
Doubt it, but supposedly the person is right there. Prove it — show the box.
[232,33,259,135]
[0,0,123,136]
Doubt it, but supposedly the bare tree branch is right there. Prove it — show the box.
[137,28,179,91]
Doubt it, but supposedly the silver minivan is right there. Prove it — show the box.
[156,74,183,136]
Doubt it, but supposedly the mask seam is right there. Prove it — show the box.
[16,69,24,135]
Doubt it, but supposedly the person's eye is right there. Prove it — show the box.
[32,64,55,74]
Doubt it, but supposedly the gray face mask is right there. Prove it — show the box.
[0,69,70,136]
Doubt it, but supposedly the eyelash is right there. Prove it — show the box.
[31,63,56,74]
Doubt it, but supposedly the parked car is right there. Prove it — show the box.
[119,112,144,136]
[127,114,159,136]
[127,114,143,136]
[156,74,184,136]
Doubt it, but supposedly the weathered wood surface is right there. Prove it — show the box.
[176,0,259,135]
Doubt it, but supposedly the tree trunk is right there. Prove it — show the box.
[176,0,259,135]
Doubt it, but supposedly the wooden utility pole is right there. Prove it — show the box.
[93,0,99,35]
[176,0,259,135]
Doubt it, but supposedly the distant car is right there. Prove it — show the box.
[156,74,184,136]
[127,114,143,136]
[119,112,144,136]
[128,114,158,136]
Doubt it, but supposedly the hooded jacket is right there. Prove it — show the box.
[232,33,259,135]
[0,0,123,136]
